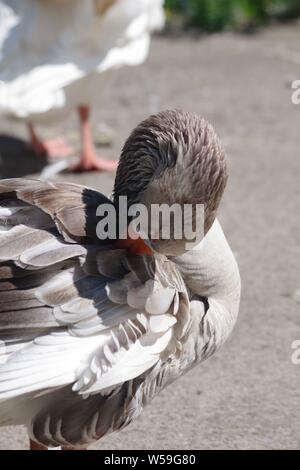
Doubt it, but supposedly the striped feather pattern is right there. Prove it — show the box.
[0,111,240,448]
[0,178,189,446]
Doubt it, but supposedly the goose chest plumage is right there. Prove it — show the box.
[0,110,241,449]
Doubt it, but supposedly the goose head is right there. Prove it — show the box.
[113,109,228,256]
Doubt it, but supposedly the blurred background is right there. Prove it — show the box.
[165,0,300,32]
[0,0,300,450]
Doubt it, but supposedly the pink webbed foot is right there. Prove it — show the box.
[29,136,74,159]
[73,105,118,172]
[71,152,118,172]
[61,446,87,450]
[29,439,48,450]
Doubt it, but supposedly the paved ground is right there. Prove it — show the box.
[0,23,300,450]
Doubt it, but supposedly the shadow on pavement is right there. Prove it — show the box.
[0,134,47,178]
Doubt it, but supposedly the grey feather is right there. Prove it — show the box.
[0,111,240,449]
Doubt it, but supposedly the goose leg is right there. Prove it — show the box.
[61,446,87,450]
[27,122,73,158]
[29,439,64,450]
[71,105,117,172]
[29,439,48,450]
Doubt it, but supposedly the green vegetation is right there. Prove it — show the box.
[164,0,300,32]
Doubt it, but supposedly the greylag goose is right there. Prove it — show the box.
[0,0,164,172]
[0,110,241,450]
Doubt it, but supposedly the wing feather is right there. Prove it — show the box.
[0,179,189,406]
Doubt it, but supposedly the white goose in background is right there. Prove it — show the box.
[0,110,241,450]
[0,0,165,172]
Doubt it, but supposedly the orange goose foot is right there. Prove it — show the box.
[73,105,118,172]
[29,439,86,450]
[29,439,48,450]
[71,153,118,172]
[27,122,73,159]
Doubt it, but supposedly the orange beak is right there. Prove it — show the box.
[116,231,153,255]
